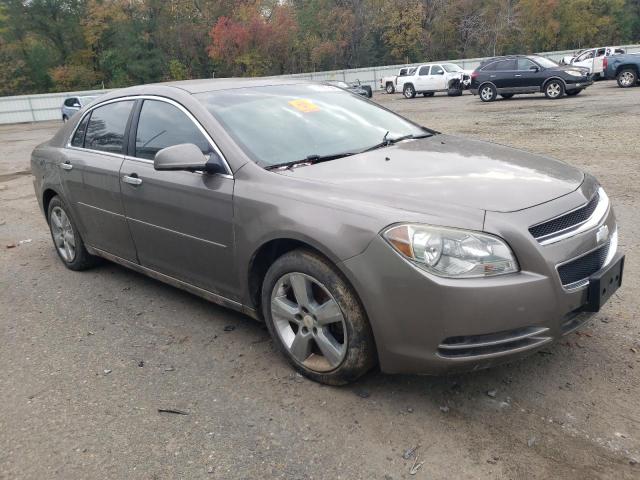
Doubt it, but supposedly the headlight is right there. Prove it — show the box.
[382,224,519,278]
[564,70,584,77]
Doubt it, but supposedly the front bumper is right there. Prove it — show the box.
[566,77,593,90]
[340,184,620,375]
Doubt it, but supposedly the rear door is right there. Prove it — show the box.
[119,98,236,298]
[415,66,430,91]
[491,59,518,90]
[60,100,138,261]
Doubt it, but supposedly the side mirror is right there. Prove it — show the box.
[529,66,540,72]
[154,143,225,174]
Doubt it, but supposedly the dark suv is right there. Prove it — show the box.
[471,55,592,102]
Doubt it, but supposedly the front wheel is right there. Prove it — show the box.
[47,196,100,270]
[544,80,565,99]
[617,69,637,88]
[403,84,416,99]
[479,84,497,102]
[262,249,377,385]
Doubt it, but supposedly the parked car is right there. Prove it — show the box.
[325,80,370,97]
[603,52,640,87]
[401,63,471,98]
[471,55,592,101]
[380,67,416,94]
[560,46,626,79]
[32,79,623,385]
[61,96,98,122]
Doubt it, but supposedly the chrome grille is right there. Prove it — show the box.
[557,242,610,288]
[529,191,599,241]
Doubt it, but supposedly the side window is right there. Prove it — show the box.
[596,48,606,57]
[64,98,76,107]
[418,66,430,76]
[134,100,214,161]
[482,61,498,71]
[84,101,134,154]
[517,58,537,71]
[71,113,91,148]
[494,59,516,71]
[431,65,444,75]
[399,68,407,76]
[577,50,594,62]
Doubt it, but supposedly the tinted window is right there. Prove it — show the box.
[84,101,134,154]
[431,65,444,75]
[517,58,537,71]
[64,98,77,107]
[71,113,90,147]
[493,59,516,71]
[399,68,408,76]
[481,61,499,71]
[135,100,213,160]
[418,66,430,76]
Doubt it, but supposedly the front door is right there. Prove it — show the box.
[119,98,236,299]
[427,64,448,90]
[60,100,138,261]
[514,57,545,91]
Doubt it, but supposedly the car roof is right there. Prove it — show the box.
[146,77,312,94]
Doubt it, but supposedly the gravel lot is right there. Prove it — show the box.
[1,81,639,479]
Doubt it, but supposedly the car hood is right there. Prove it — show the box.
[280,134,584,213]
[551,65,589,75]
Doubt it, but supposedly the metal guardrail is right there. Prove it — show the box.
[1,45,639,125]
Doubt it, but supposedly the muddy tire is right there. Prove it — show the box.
[261,249,377,385]
[47,196,100,271]
[403,84,416,99]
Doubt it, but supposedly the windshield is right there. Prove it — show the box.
[196,84,427,167]
[530,56,558,68]
[442,63,463,72]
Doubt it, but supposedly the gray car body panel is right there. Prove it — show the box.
[31,78,619,374]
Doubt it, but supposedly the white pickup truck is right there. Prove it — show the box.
[560,46,626,79]
[399,63,472,98]
[380,67,417,94]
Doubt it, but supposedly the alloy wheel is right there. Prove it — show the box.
[619,71,635,87]
[386,84,394,94]
[546,82,561,98]
[480,86,494,101]
[404,86,414,98]
[50,206,76,262]
[270,272,347,372]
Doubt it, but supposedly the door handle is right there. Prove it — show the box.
[514,74,522,77]
[60,162,73,171]
[122,174,142,186]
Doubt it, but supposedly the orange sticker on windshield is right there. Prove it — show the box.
[288,99,320,113]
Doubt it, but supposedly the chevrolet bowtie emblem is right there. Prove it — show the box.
[596,224,609,244]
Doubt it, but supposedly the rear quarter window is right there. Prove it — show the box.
[71,113,90,148]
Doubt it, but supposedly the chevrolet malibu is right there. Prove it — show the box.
[31,79,624,385]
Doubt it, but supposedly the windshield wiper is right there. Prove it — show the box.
[360,132,432,153]
[264,151,356,171]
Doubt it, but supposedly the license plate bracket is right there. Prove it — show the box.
[585,254,624,312]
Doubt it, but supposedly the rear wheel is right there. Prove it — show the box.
[500,93,514,99]
[385,83,395,94]
[544,80,565,99]
[479,84,497,102]
[617,69,637,88]
[262,249,376,385]
[47,196,100,270]
[447,87,462,97]
[403,84,416,99]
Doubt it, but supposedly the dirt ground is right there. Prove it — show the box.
[1,81,639,480]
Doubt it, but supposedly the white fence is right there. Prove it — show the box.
[1,44,639,125]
